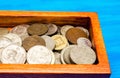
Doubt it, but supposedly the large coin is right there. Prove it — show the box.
[28,23,48,35]
[1,44,26,64]
[27,45,53,64]
[22,35,46,51]
[0,28,9,35]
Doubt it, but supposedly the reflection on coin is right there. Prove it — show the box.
[45,24,58,35]
[10,24,30,40]
[41,35,55,50]
[0,28,9,35]
[28,23,48,35]
[54,52,61,64]
[76,26,89,37]
[60,25,74,36]
[66,28,87,44]
[22,35,46,51]
[27,45,53,64]
[61,45,77,64]
[3,33,22,46]
[77,37,92,47]
[1,44,26,64]
[70,46,96,64]
[52,35,68,50]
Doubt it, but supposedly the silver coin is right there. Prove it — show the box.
[76,27,89,37]
[70,46,96,64]
[77,37,92,47]
[50,50,55,64]
[10,24,30,41]
[54,52,61,64]
[27,45,53,64]
[3,33,22,46]
[1,44,26,64]
[60,25,74,36]
[41,35,55,50]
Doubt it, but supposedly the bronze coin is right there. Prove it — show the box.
[66,28,87,44]
[27,23,48,35]
[22,35,46,51]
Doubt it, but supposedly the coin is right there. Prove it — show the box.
[10,24,30,41]
[27,45,53,64]
[54,52,62,64]
[70,46,96,64]
[3,33,22,46]
[45,24,58,35]
[22,35,46,51]
[28,23,48,35]
[77,37,92,47]
[0,28,9,35]
[52,35,68,50]
[41,35,55,50]
[1,44,26,64]
[60,25,74,36]
[66,28,87,44]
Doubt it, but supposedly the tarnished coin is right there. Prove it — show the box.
[22,35,46,51]
[10,24,30,40]
[1,44,26,64]
[61,45,77,64]
[77,37,92,47]
[66,28,87,44]
[54,52,61,64]
[76,26,89,37]
[27,45,53,64]
[45,24,58,35]
[70,46,96,64]
[41,35,55,50]
[0,28,9,35]
[28,23,48,35]
[3,33,22,46]
[60,25,74,36]
[52,35,68,50]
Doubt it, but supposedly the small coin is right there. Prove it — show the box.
[0,28,9,35]
[41,35,55,50]
[27,45,53,64]
[70,46,96,64]
[45,24,58,35]
[60,25,74,36]
[22,35,46,51]
[66,28,87,44]
[10,24,30,41]
[54,52,62,64]
[52,35,68,50]
[3,33,22,46]
[1,44,26,64]
[76,26,89,37]
[28,23,48,35]
[61,45,77,64]
[77,37,92,47]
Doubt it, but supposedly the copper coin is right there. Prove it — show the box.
[27,23,48,35]
[45,24,58,35]
[66,28,87,44]
[22,35,46,51]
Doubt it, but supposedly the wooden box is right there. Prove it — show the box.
[0,11,111,78]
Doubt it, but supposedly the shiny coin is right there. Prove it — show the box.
[70,46,96,64]
[60,25,74,36]
[3,33,22,46]
[45,24,58,35]
[1,44,26,64]
[10,24,30,41]
[66,28,87,44]
[52,35,68,50]
[41,35,55,50]
[27,45,53,64]
[28,23,48,35]
[0,28,9,35]
[22,35,46,51]
[54,52,61,64]
[77,37,92,47]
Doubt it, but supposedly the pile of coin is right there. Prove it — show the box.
[0,23,96,64]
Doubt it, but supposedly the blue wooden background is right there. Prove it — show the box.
[0,0,119,78]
